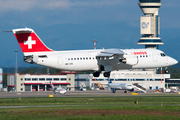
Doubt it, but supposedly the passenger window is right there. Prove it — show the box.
[83,58,85,60]
[71,58,73,60]
[77,58,79,60]
[89,57,91,60]
[80,58,82,60]
[74,58,76,60]
[86,57,88,60]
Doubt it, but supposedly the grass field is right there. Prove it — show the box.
[0,96,180,119]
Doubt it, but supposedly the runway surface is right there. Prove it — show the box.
[0,90,179,98]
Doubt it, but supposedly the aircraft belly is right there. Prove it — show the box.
[98,58,132,71]
[59,60,98,71]
[114,63,132,70]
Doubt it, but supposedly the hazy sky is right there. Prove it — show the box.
[0,0,180,67]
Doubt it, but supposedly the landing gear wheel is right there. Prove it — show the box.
[93,71,100,77]
[111,88,116,93]
[165,69,169,73]
[130,88,134,92]
[103,72,110,77]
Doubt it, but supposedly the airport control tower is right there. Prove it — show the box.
[137,0,163,49]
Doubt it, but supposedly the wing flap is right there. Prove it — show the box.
[97,49,124,57]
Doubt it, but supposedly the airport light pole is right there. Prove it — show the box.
[15,50,18,74]
[15,50,18,92]
[92,39,97,50]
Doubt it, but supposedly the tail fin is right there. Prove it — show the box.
[12,28,53,53]
[108,77,112,83]
[50,81,54,91]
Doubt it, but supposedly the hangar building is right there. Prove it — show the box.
[7,74,74,92]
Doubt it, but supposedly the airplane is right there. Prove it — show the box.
[107,78,134,93]
[11,28,178,78]
[50,81,67,94]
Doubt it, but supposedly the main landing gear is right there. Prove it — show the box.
[93,71,100,77]
[103,72,111,77]
[93,71,111,77]
[111,88,116,93]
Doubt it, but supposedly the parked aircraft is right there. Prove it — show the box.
[12,28,178,77]
[50,81,66,94]
[107,78,134,93]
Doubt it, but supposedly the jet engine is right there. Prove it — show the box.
[119,57,138,65]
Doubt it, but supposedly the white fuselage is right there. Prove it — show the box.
[107,83,133,90]
[25,48,177,72]
[55,88,66,94]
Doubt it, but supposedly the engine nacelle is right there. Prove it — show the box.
[120,57,138,65]
[24,55,39,64]
[24,55,33,64]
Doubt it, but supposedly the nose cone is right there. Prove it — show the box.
[169,57,178,66]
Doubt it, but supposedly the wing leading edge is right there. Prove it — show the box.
[97,49,124,57]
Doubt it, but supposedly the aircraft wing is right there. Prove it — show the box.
[97,49,124,57]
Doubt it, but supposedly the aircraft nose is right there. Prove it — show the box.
[169,57,178,66]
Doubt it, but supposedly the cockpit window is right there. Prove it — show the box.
[160,53,166,57]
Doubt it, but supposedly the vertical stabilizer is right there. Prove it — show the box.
[108,77,112,83]
[12,28,53,53]
[50,81,54,91]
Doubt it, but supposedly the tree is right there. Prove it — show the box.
[3,73,7,88]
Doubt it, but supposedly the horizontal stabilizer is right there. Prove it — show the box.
[12,28,33,34]
[2,31,12,32]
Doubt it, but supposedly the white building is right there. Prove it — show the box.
[138,0,163,49]
[7,74,75,92]
[76,70,170,91]
[7,69,171,92]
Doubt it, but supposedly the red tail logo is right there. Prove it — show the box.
[13,28,53,53]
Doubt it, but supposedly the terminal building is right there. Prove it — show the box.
[6,70,171,92]
[7,74,74,92]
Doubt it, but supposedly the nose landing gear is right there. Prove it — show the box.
[164,67,169,74]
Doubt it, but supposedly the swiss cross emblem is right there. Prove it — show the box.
[24,36,36,49]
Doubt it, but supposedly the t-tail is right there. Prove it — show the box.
[12,28,53,54]
[108,77,112,83]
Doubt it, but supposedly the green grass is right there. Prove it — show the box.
[0,96,180,119]
[1,114,180,120]
[0,96,180,106]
